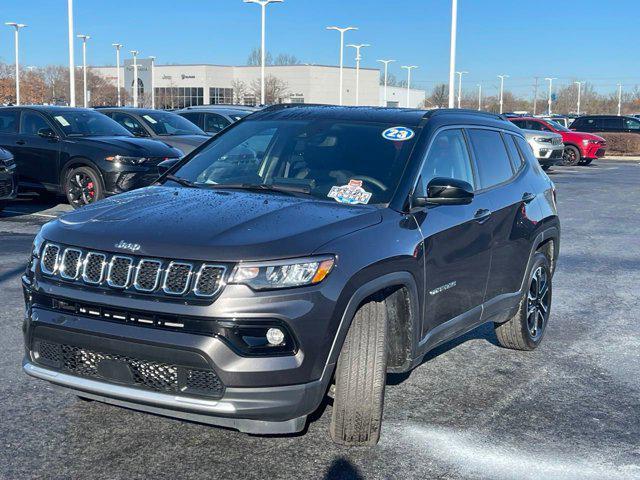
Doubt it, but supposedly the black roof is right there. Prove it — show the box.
[0,105,96,115]
[576,114,637,119]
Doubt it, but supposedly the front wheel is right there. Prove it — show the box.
[562,145,580,166]
[64,166,104,209]
[494,252,552,351]
[330,299,388,446]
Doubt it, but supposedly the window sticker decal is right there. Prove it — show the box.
[54,116,70,127]
[143,115,158,124]
[382,126,415,142]
[328,179,372,205]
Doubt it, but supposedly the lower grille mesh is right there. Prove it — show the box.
[35,341,225,399]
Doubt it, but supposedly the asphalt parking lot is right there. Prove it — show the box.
[1,161,639,480]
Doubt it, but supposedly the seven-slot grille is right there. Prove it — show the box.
[39,243,225,299]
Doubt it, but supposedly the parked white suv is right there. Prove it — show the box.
[522,129,564,170]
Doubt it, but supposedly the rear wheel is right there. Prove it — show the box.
[64,166,103,209]
[494,252,552,351]
[330,299,388,446]
[562,145,580,166]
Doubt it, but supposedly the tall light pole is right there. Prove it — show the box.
[347,44,370,106]
[67,0,76,107]
[497,74,509,114]
[112,43,123,106]
[326,26,358,105]
[456,70,468,108]
[377,59,395,107]
[617,83,623,116]
[477,84,482,111]
[545,77,556,115]
[77,34,90,108]
[574,81,584,116]
[448,0,457,108]
[130,50,139,107]
[149,56,156,109]
[244,0,283,106]
[401,65,418,108]
[5,22,27,106]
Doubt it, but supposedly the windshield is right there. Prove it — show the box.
[52,110,132,137]
[170,119,419,205]
[546,120,570,132]
[141,112,206,136]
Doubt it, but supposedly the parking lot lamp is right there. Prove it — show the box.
[448,0,457,108]
[4,22,26,106]
[455,70,467,108]
[545,77,556,115]
[149,56,156,109]
[347,44,370,106]
[67,0,76,106]
[617,83,622,116]
[574,81,584,116]
[497,74,509,114]
[477,84,482,110]
[77,34,90,108]
[130,50,139,107]
[112,43,124,106]
[377,59,395,107]
[326,26,358,105]
[401,65,418,108]
[244,0,283,106]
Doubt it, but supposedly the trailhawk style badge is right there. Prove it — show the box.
[114,240,141,253]
[382,126,415,142]
[328,179,372,205]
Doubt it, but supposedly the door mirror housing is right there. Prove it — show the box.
[422,177,474,205]
[158,157,181,174]
[37,127,57,139]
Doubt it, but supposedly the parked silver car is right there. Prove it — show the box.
[522,129,564,170]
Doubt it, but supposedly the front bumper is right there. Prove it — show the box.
[533,144,564,166]
[582,142,606,159]
[100,158,177,196]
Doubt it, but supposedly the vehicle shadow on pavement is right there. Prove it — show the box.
[322,458,365,480]
[0,195,69,219]
[387,322,498,386]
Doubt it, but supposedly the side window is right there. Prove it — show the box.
[602,117,622,130]
[467,129,515,189]
[111,113,147,136]
[511,120,526,129]
[180,112,201,128]
[504,133,524,169]
[535,121,550,131]
[623,118,640,130]
[0,110,19,133]
[514,135,540,170]
[20,111,51,136]
[420,129,475,190]
[204,113,231,134]
[526,121,544,131]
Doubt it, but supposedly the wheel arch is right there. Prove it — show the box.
[60,157,105,191]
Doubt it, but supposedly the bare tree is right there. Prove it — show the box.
[428,84,449,108]
[246,47,273,66]
[274,53,301,66]
[250,74,288,105]
[232,79,247,104]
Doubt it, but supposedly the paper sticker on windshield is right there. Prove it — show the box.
[328,179,372,205]
[54,116,70,127]
[143,114,158,124]
[382,126,414,142]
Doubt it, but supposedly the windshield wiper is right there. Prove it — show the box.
[209,183,312,196]
[164,174,198,188]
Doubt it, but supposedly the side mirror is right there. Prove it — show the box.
[421,177,474,206]
[37,127,57,139]
[158,157,180,174]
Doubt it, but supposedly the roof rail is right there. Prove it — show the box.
[426,108,508,121]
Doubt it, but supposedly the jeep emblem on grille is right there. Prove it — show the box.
[115,240,141,252]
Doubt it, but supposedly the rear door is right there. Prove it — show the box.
[15,110,61,188]
[414,128,493,337]
[602,117,623,132]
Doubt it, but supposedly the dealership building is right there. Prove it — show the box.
[92,60,426,109]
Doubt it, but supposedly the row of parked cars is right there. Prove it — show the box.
[0,104,634,211]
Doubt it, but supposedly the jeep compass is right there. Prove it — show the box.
[22,106,560,445]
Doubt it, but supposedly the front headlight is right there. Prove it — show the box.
[534,137,552,143]
[105,155,148,165]
[229,256,335,290]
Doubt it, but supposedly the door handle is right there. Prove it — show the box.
[474,208,492,223]
[15,140,25,145]
[522,192,536,203]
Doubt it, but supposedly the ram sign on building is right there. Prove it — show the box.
[92,60,426,109]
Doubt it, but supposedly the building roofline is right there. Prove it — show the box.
[93,63,379,72]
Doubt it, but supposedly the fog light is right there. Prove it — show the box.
[266,328,285,346]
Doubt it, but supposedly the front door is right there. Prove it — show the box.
[15,110,61,188]
[413,128,493,339]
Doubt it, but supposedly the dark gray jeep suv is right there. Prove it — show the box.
[22,106,560,445]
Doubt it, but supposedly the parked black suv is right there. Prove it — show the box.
[0,146,17,212]
[571,114,640,134]
[0,106,182,208]
[22,106,560,445]
[97,108,209,155]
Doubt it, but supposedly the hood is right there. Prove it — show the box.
[573,131,606,142]
[522,129,562,140]
[154,135,209,155]
[66,136,182,157]
[41,186,382,262]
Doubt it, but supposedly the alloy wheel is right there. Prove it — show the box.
[67,172,97,208]
[526,266,550,340]
[563,147,579,166]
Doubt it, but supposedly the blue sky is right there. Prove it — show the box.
[0,0,638,96]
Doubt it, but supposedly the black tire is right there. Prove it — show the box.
[578,158,593,166]
[64,166,104,209]
[494,252,552,351]
[330,299,388,446]
[562,145,580,166]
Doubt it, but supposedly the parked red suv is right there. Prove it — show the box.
[509,117,606,166]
